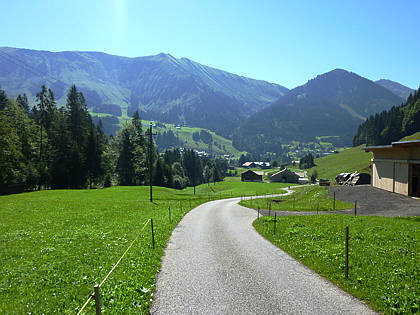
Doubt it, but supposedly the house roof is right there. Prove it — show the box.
[241,169,262,176]
[271,168,299,178]
[363,140,420,151]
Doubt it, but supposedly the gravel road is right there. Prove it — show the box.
[151,197,376,314]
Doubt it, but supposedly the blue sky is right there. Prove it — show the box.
[0,0,419,89]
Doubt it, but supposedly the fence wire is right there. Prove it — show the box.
[77,218,151,314]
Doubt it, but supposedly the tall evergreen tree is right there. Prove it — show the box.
[0,87,8,110]
[153,157,166,186]
[117,128,135,185]
[16,94,29,113]
[86,125,104,188]
[65,85,91,187]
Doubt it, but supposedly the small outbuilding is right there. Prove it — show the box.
[270,169,300,183]
[364,140,420,197]
[241,170,263,182]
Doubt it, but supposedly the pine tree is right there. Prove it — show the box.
[153,157,166,186]
[65,86,91,187]
[0,87,8,110]
[131,111,146,184]
[16,94,29,113]
[86,125,104,188]
[117,128,135,185]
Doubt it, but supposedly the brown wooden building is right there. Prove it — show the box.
[270,169,300,183]
[241,170,263,182]
[364,140,420,197]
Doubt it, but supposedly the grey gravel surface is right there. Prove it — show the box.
[151,197,376,314]
[329,185,420,217]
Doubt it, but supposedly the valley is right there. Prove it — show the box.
[1,2,419,315]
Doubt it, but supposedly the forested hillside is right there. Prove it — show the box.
[353,87,420,146]
[0,86,227,194]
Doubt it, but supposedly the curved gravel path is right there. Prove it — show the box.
[151,196,376,314]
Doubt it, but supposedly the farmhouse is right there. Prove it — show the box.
[270,169,299,183]
[364,140,420,197]
[242,162,257,168]
[241,170,263,182]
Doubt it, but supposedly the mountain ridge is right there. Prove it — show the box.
[374,79,415,100]
[232,68,404,153]
[0,46,288,136]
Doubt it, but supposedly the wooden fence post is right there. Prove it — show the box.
[345,226,349,279]
[274,212,277,235]
[151,218,155,249]
[354,200,357,216]
[94,285,102,315]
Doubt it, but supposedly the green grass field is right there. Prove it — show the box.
[254,215,419,314]
[400,132,420,141]
[308,145,372,183]
[188,180,290,197]
[0,181,290,313]
[239,186,354,211]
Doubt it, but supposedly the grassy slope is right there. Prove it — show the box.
[308,145,372,182]
[254,215,419,314]
[240,186,354,211]
[400,132,420,141]
[0,181,289,314]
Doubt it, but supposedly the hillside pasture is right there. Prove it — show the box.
[0,181,291,313]
[308,145,372,183]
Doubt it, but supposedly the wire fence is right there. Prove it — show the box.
[77,218,151,315]
[76,191,285,314]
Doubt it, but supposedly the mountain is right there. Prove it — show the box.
[0,47,288,137]
[232,69,404,154]
[375,79,415,100]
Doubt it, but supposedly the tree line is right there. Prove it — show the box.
[353,87,420,146]
[0,85,227,194]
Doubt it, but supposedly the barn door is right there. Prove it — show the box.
[411,164,420,197]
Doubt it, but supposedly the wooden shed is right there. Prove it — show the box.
[241,170,263,182]
[270,169,299,183]
[364,140,420,197]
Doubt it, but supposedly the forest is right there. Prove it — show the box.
[353,87,420,146]
[0,85,227,194]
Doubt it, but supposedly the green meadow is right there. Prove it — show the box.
[240,186,354,211]
[0,181,289,314]
[254,215,419,314]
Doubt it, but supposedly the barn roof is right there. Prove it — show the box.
[271,168,299,178]
[363,140,420,151]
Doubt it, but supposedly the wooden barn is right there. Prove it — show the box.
[270,169,299,183]
[241,170,263,182]
[364,140,420,197]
